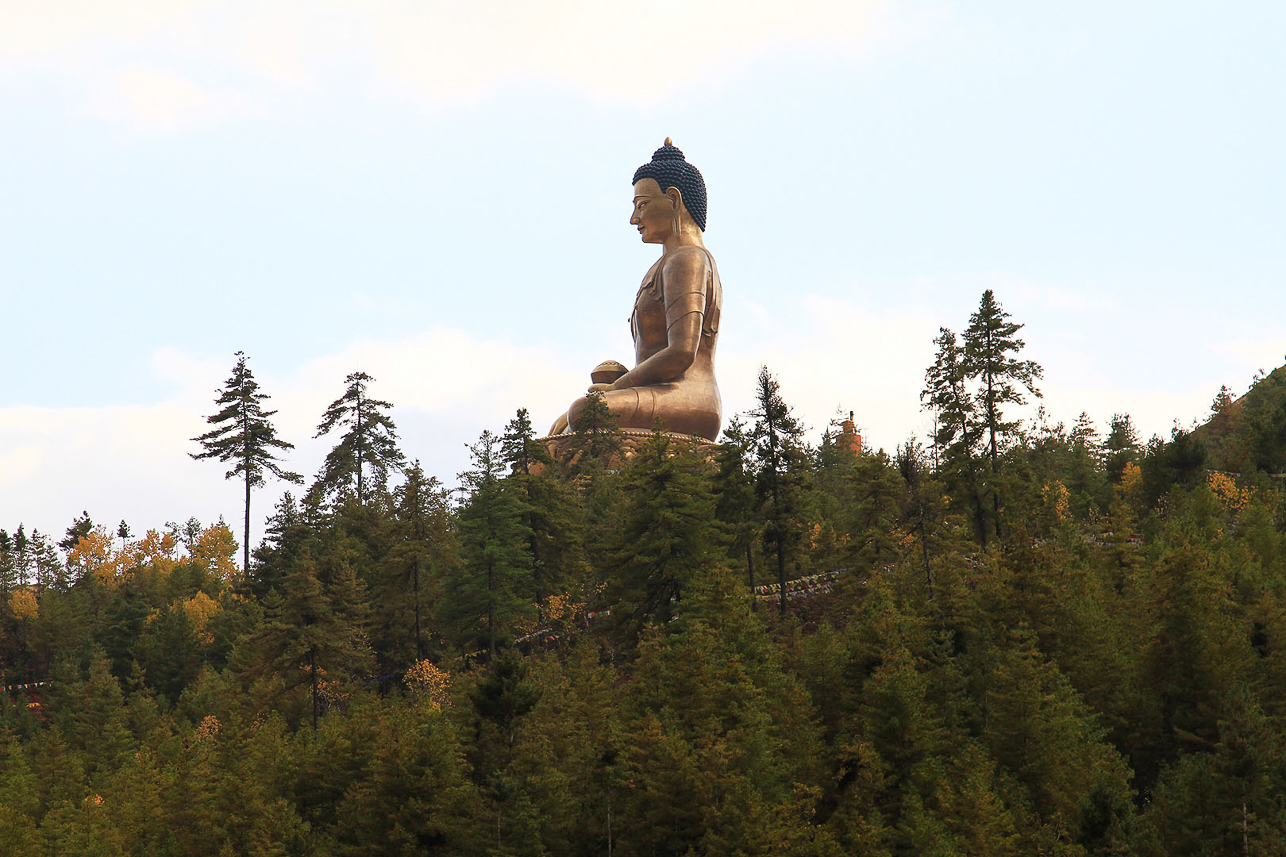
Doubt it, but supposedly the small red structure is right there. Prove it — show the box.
[839,411,862,455]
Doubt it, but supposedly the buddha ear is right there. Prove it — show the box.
[666,186,683,212]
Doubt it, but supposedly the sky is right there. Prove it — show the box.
[2,1,1284,552]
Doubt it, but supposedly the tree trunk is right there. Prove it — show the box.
[244,470,252,574]
[356,398,364,504]
[973,488,988,549]
[487,562,496,663]
[309,646,319,730]
[413,555,423,660]
[992,489,1003,541]
[920,521,933,596]
[777,537,787,618]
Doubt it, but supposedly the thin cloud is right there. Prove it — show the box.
[92,65,256,133]
[0,327,584,543]
[5,1,892,127]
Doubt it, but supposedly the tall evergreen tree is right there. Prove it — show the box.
[962,290,1043,539]
[248,554,356,729]
[962,290,1043,464]
[444,430,534,662]
[313,370,406,504]
[26,531,63,591]
[191,351,303,572]
[58,511,94,554]
[380,461,455,665]
[562,390,624,480]
[11,526,32,587]
[749,367,810,617]
[1103,413,1140,484]
[501,409,585,613]
[922,327,991,546]
[605,429,720,648]
[895,439,943,593]
[713,416,760,593]
[843,450,905,574]
[0,530,15,596]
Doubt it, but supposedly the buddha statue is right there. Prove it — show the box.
[549,139,722,441]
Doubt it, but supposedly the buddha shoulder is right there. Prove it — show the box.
[660,245,712,284]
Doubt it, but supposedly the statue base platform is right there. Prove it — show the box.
[539,429,718,470]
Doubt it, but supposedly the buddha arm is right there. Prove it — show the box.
[613,249,707,390]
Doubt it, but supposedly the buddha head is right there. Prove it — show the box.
[631,138,707,243]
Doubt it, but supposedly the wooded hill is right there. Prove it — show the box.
[1,292,1284,855]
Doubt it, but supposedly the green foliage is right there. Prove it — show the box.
[374,461,455,667]
[443,430,535,662]
[15,342,1286,853]
[502,409,587,612]
[603,430,720,650]
[923,326,991,545]
[313,370,406,504]
[963,288,1043,464]
[923,290,1045,546]
[749,366,811,616]
[191,352,302,571]
[565,390,623,471]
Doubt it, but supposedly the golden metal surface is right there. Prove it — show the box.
[549,144,722,441]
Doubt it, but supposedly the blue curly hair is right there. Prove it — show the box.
[632,139,707,231]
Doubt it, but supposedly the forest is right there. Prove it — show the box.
[3,289,1286,856]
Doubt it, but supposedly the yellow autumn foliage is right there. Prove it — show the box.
[193,714,221,742]
[187,523,239,581]
[66,527,126,585]
[405,660,452,710]
[10,588,38,621]
[1207,471,1253,514]
[1120,461,1143,495]
[182,591,220,643]
[544,592,585,625]
[66,522,241,588]
[124,530,179,577]
[1041,480,1070,521]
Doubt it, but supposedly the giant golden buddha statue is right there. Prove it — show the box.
[549,139,722,441]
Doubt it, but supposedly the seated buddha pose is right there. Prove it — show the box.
[550,139,723,441]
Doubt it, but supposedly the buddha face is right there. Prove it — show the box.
[630,178,681,244]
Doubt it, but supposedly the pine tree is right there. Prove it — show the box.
[9,525,36,588]
[843,451,905,574]
[24,530,63,590]
[565,390,623,474]
[249,492,313,597]
[381,462,455,665]
[313,370,406,504]
[963,289,1043,465]
[470,650,545,854]
[962,290,1043,539]
[331,696,486,853]
[604,429,720,647]
[501,408,586,614]
[58,511,94,554]
[443,430,534,662]
[749,367,810,617]
[250,554,351,729]
[922,327,989,546]
[713,416,759,594]
[895,439,941,593]
[1103,413,1140,484]
[0,530,15,596]
[192,351,303,572]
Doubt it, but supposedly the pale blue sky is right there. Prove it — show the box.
[2,1,1283,549]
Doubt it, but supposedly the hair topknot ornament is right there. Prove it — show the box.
[632,137,708,231]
